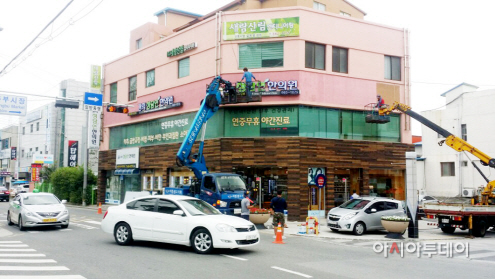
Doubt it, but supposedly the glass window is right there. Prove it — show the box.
[441,162,455,176]
[332,47,348,73]
[136,38,142,50]
[146,69,155,87]
[178,199,222,215]
[130,198,156,211]
[129,76,137,101]
[239,42,283,69]
[369,201,386,212]
[340,11,351,17]
[36,122,39,131]
[461,124,467,141]
[305,42,325,70]
[30,124,33,133]
[384,55,401,81]
[386,202,399,210]
[339,199,370,209]
[178,58,190,78]
[203,176,216,192]
[110,82,118,103]
[22,127,25,135]
[157,199,180,214]
[313,1,326,11]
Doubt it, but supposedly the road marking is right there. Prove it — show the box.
[60,229,73,231]
[0,245,29,248]
[0,249,36,252]
[83,221,101,225]
[0,254,45,257]
[0,276,85,279]
[0,266,69,271]
[70,223,97,230]
[0,241,22,244]
[220,254,248,261]
[0,259,56,263]
[271,266,312,278]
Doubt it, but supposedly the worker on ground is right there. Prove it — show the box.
[270,190,287,239]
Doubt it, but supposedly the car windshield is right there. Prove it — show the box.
[23,195,60,205]
[178,199,222,216]
[216,176,246,192]
[339,199,370,210]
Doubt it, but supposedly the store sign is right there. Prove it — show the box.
[88,111,101,149]
[11,147,16,160]
[90,65,101,90]
[129,96,182,116]
[33,154,54,164]
[262,80,300,95]
[167,42,197,57]
[31,163,42,182]
[68,141,78,167]
[116,147,139,169]
[26,110,42,123]
[224,17,299,41]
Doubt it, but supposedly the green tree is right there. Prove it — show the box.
[50,166,97,205]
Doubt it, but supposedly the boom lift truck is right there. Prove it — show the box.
[164,76,261,215]
[371,102,495,236]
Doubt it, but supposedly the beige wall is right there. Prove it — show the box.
[129,22,169,52]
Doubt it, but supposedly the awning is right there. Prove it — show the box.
[114,169,140,175]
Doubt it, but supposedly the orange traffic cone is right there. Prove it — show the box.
[272,222,285,244]
[97,203,102,214]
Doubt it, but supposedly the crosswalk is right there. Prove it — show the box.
[0,241,86,278]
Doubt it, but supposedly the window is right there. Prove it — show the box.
[146,69,155,87]
[305,42,325,70]
[35,147,38,152]
[332,47,348,73]
[239,42,283,69]
[340,11,351,17]
[30,124,33,133]
[386,202,399,210]
[110,82,117,104]
[36,122,39,131]
[157,199,180,214]
[22,127,25,135]
[21,150,24,158]
[441,162,455,176]
[313,1,326,11]
[129,198,156,211]
[136,38,142,50]
[178,58,190,78]
[369,202,386,212]
[129,76,137,101]
[384,55,401,81]
[203,176,216,192]
[461,124,467,141]
[462,161,468,167]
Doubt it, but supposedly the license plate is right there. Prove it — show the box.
[246,234,257,240]
[328,221,337,225]
[441,219,449,223]
[234,208,241,214]
[42,218,57,222]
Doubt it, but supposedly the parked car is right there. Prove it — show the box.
[0,187,10,202]
[7,193,70,231]
[101,195,260,254]
[327,197,406,236]
[10,184,30,198]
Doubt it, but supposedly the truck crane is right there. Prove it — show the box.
[374,102,495,236]
[164,76,249,215]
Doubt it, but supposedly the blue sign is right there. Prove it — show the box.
[315,174,326,189]
[84,92,103,106]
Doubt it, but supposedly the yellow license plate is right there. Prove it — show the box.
[42,218,57,222]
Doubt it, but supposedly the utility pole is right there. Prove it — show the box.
[82,114,88,206]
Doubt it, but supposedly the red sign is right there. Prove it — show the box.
[31,163,42,182]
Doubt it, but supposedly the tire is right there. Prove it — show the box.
[353,222,366,236]
[7,211,13,226]
[114,223,133,245]
[61,224,69,229]
[473,220,487,237]
[330,229,339,232]
[441,227,456,234]
[18,216,25,231]
[191,229,213,254]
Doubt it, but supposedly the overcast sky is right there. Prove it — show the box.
[1,0,494,136]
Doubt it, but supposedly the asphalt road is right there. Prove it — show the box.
[0,202,494,279]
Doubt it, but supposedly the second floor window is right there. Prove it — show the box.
[36,122,39,131]
[178,58,190,78]
[22,127,25,135]
[129,76,137,101]
[305,42,325,70]
[146,69,155,87]
[110,82,118,103]
[461,124,467,141]
[441,162,455,176]
[313,1,326,11]
[332,47,348,73]
[385,55,401,81]
[30,124,33,133]
[239,42,283,69]
[136,38,142,50]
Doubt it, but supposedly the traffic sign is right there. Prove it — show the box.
[83,92,103,111]
[0,94,27,116]
[315,174,326,189]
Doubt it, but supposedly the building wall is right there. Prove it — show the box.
[0,125,18,187]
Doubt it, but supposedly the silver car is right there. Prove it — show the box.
[7,193,70,231]
[327,197,405,236]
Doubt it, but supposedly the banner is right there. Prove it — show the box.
[90,65,101,90]
[31,163,42,182]
[68,141,78,167]
[88,111,101,149]
[11,147,16,160]
[223,17,299,41]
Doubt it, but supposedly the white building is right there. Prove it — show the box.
[419,83,494,197]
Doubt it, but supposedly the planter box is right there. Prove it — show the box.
[381,219,409,234]
[250,214,270,224]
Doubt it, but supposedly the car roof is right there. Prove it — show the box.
[358,197,400,202]
[131,194,197,202]
[19,193,55,198]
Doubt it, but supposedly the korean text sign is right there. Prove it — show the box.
[223,17,299,41]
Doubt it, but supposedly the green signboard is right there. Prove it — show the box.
[223,17,299,41]
[260,107,298,136]
[225,108,261,138]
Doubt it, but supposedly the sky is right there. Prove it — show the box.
[1,0,495,135]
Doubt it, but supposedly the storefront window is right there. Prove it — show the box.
[106,172,121,204]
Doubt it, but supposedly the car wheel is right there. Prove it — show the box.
[473,220,487,237]
[114,223,133,245]
[61,224,69,229]
[353,222,366,236]
[191,229,213,254]
[441,226,456,234]
[7,211,13,226]
[18,216,25,231]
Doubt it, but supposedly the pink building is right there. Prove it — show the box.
[99,1,412,221]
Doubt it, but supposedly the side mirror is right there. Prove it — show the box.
[12,201,20,206]
[61,200,67,204]
[173,210,185,216]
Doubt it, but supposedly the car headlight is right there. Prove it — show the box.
[216,223,236,232]
[342,212,358,220]
[219,201,228,207]
[25,211,33,217]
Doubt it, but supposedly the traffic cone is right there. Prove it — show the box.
[272,222,285,244]
[97,203,102,214]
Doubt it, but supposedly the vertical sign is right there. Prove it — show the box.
[11,147,16,160]
[88,111,101,149]
[31,163,42,182]
[90,65,101,90]
[46,107,51,151]
[68,141,78,167]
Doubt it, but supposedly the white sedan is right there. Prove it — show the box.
[101,195,259,254]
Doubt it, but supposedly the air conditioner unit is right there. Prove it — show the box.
[462,188,475,198]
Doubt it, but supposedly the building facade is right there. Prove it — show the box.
[99,0,413,220]
[0,125,19,188]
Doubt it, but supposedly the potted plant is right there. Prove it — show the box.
[249,207,271,224]
[381,216,410,237]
